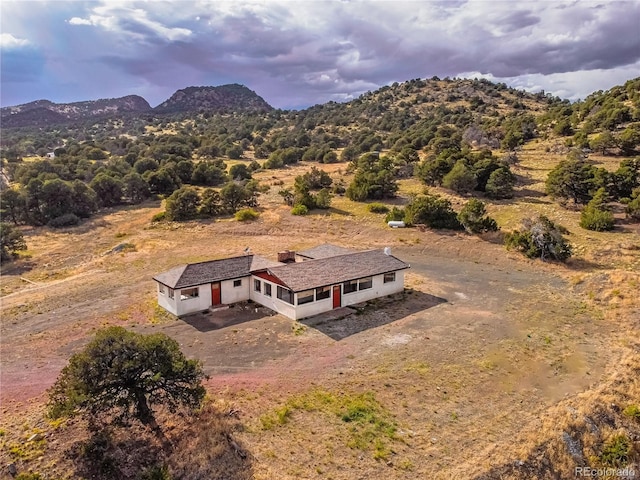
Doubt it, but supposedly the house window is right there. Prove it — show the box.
[359,277,373,290]
[180,287,199,300]
[254,279,261,293]
[297,290,314,305]
[264,283,272,297]
[316,286,331,300]
[343,280,358,294]
[159,284,165,295]
[233,279,242,288]
[277,286,294,304]
[383,272,396,283]
[168,288,175,299]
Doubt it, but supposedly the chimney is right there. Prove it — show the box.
[277,250,296,263]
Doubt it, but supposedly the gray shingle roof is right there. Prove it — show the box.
[267,249,409,292]
[296,243,357,260]
[153,255,283,289]
[153,248,409,292]
[251,255,285,271]
[153,255,253,289]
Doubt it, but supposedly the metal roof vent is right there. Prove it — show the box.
[384,247,391,256]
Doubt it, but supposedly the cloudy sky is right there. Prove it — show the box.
[2,0,639,110]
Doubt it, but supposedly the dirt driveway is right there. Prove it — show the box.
[0,224,602,416]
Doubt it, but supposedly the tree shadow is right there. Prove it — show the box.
[312,206,353,216]
[563,256,606,271]
[0,258,36,275]
[300,289,447,341]
[513,173,538,187]
[181,303,276,333]
[70,405,253,480]
[477,230,506,245]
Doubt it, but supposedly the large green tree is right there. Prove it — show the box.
[220,182,252,213]
[0,222,27,262]
[403,193,462,230]
[122,172,151,204]
[48,327,206,430]
[165,186,201,221]
[0,189,26,225]
[90,173,124,207]
[485,167,516,199]
[545,157,596,205]
[442,160,477,193]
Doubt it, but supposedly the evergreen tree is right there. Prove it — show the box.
[48,327,206,430]
[165,186,201,221]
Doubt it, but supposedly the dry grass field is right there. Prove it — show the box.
[1,144,639,479]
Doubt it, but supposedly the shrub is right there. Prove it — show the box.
[229,163,251,180]
[504,216,572,262]
[626,188,640,220]
[623,404,640,421]
[314,189,332,209]
[457,199,498,234]
[404,194,462,230]
[580,187,615,231]
[485,167,515,199]
[600,434,631,467]
[442,160,477,193]
[165,186,201,221]
[291,204,308,215]
[16,473,43,480]
[0,222,27,263]
[247,160,262,172]
[48,213,80,228]
[151,212,166,223]
[368,203,389,214]
[384,207,405,222]
[579,206,615,231]
[235,208,259,221]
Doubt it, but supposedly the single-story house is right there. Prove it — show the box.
[153,244,410,320]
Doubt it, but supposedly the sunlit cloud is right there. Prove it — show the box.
[0,33,31,49]
[2,0,639,108]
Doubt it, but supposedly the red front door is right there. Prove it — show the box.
[332,285,341,309]
[211,282,221,305]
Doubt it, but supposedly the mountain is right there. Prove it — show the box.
[153,84,273,114]
[1,95,152,128]
[1,84,273,128]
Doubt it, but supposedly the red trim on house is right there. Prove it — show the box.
[253,271,286,287]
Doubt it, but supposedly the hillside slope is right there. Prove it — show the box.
[153,84,273,114]
[1,95,152,128]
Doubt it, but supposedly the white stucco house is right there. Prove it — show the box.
[153,244,410,320]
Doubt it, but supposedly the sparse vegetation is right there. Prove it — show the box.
[1,75,639,480]
[505,216,572,262]
[599,434,631,467]
[623,404,640,421]
[259,389,398,460]
[367,202,389,214]
[235,208,259,221]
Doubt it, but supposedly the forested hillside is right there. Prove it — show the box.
[1,76,638,231]
[1,76,639,479]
